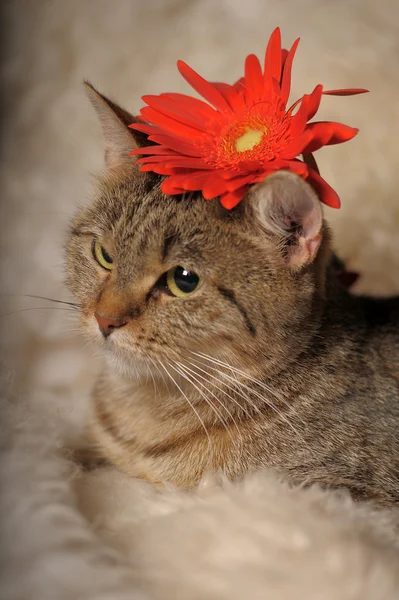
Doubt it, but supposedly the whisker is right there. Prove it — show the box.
[192,353,307,446]
[187,358,260,423]
[169,361,232,444]
[1,307,79,317]
[159,361,213,459]
[147,357,160,398]
[193,351,308,429]
[12,294,80,309]
[63,331,85,341]
[181,359,256,424]
[176,361,242,446]
[153,358,169,389]
[189,358,273,431]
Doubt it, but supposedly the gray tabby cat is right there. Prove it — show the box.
[66,83,399,507]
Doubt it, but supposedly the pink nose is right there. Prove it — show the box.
[95,313,127,338]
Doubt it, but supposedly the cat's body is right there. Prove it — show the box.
[90,291,399,505]
[67,84,399,507]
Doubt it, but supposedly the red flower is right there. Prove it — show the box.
[130,28,367,209]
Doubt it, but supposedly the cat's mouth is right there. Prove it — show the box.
[98,328,166,380]
[82,313,179,377]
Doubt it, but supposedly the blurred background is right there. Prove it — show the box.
[1,0,398,428]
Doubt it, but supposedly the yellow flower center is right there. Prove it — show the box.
[234,128,264,152]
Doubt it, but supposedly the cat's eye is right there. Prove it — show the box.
[92,240,114,270]
[166,266,202,297]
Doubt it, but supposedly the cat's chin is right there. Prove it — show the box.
[82,319,156,381]
[105,349,155,381]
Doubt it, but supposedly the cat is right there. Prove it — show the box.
[66,83,399,507]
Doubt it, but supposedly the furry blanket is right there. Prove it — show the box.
[1,1,399,598]
[2,395,399,600]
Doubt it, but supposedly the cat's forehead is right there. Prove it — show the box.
[79,172,273,281]
[93,174,236,243]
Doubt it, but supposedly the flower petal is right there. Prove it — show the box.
[280,158,309,176]
[160,178,185,195]
[202,176,230,199]
[139,163,176,174]
[280,37,300,104]
[130,122,160,136]
[220,187,249,209]
[239,160,308,189]
[261,158,308,177]
[131,145,181,156]
[306,168,341,208]
[162,170,214,193]
[264,27,282,83]
[232,77,246,92]
[144,135,203,157]
[206,171,263,193]
[305,84,324,121]
[142,95,213,130]
[211,82,246,113]
[288,84,323,124]
[288,94,312,136]
[137,156,213,172]
[323,88,369,96]
[302,152,320,175]
[279,128,314,159]
[161,93,218,120]
[226,174,261,192]
[245,54,263,100]
[280,48,289,69]
[177,60,232,113]
[302,121,359,154]
[140,107,206,141]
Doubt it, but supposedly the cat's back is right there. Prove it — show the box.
[360,295,399,377]
[278,293,399,506]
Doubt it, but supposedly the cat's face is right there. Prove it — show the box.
[66,85,329,382]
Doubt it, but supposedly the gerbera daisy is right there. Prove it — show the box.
[130,28,367,209]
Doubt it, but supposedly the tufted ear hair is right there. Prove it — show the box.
[248,171,323,269]
[84,81,148,172]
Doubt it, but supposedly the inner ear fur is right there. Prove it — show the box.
[84,81,149,172]
[248,171,324,269]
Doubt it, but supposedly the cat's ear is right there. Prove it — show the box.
[248,171,323,269]
[84,81,146,172]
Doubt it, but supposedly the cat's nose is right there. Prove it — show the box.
[94,312,128,338]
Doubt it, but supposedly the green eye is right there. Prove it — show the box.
[93,240,113,270]
[166,266,201,297]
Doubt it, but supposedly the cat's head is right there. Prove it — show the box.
[66,83,332,381]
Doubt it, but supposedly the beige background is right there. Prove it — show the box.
[1,0,399,427]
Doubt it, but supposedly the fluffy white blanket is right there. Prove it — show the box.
[2,1,399,598]
[1,394,399,599]
[0,392,399,600]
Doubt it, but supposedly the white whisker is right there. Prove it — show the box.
[147,357,159,398]
[187,358,261,423]
[192,352,307,446]
[159,361,214,459]
[181,361,260,421]
[153,358,169,389]
[169,361,234,446]
[176,361,242,446]
[193,351,308,429]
